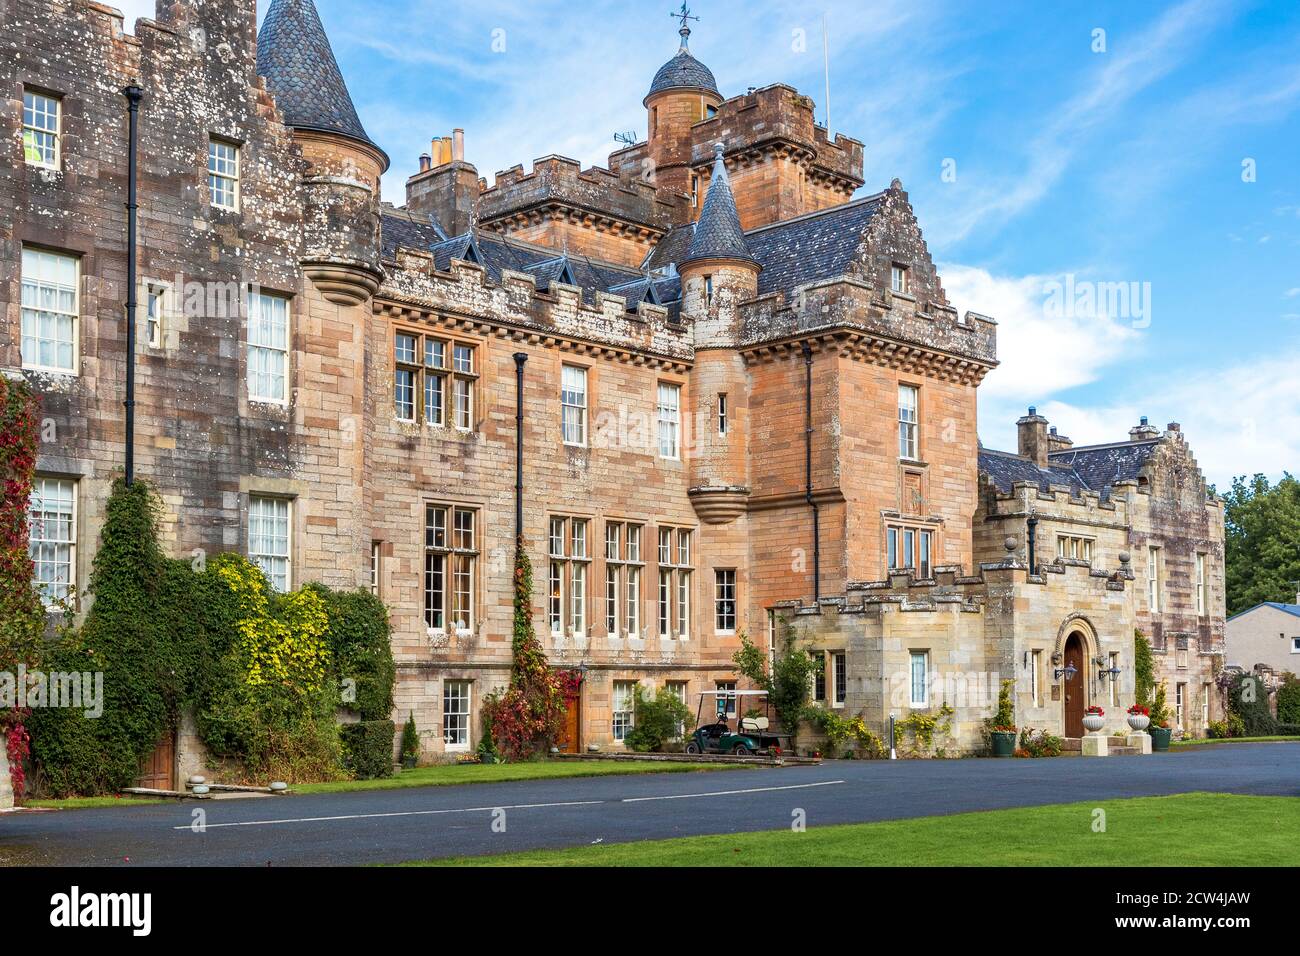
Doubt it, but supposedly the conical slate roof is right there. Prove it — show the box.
[257,0,381,155]
[683,143,756,267]
[646,27,719,102]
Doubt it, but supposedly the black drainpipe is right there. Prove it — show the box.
[512,352,528,543]
[122,84,143,486]
[1026,513,1038,575]
[801,341,820,602]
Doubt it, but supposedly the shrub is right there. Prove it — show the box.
[1222,672,1277,736]
[623,686,695,753]
[991,678,1016,731]
[1277,676,1300,725]
[400,712,419,762]
[307,585,395,720]
[1134,631,1155,708]
[802,706,884,758]
[1017,727,1063,757]
[340,720,396,779]
[731,624,819,746]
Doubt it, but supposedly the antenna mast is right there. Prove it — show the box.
[822,12,832,136]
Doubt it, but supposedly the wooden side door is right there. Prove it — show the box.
[1063,634,1085,737]
[557,696,581,754]
[136,730,176,791]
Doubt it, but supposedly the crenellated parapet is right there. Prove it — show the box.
[737,277,997,384]
[379,250,694,367]
[477,155,681,266]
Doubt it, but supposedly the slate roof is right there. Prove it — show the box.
[256,0,382,156]
[978,449,1088,496]
[647,28,719,100]
[744,193,885,297]
[979,439,1161,500]
[683,144,755,266]
[379,211,681,309]
[1048,440,1158,495]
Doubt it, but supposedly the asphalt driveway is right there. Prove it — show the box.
[2,743,1296,866]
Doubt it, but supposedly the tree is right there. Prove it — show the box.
[1223,473,1300,616]
[732,625,820,746]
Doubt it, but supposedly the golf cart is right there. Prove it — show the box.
[684,689,788,756]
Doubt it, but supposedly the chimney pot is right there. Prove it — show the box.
[419,153,432,173]
[1028,406,1036,416]
[1140,416,1148,426]
[453,129,465,162]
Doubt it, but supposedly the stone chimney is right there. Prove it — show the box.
[406,131,480,237]
[1129,416,1160,441]
[1017,406,1050,467]
[1046,425,1073,454]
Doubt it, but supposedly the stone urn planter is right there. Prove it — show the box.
[1127,713,1150,732]
[1081,713,1106,734]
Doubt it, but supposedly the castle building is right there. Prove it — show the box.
[2,0,1223,770]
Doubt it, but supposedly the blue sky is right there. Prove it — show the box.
[118,0,1300,488]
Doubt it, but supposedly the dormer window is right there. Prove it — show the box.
[891,264,909,294]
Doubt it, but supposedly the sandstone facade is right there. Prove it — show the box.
[3,1,1225,767]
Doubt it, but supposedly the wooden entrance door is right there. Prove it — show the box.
[136,730,176,791]
[136,733,176,790]
[558,696,581,754]
[1063,633,1086,737]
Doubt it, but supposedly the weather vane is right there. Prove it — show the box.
[671,3,699,31]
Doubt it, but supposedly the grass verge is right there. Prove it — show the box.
[1172,735,1300,747]
[294,759,747,795]
[405,792,1299,867]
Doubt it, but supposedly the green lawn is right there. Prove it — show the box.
[1172,735,1300,747]
[294,759,746,795]
[406,793,1299,867]
[24,795,167,810]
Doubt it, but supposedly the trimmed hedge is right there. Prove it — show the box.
[340,720,396,779]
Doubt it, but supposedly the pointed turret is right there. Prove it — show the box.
[258,0,387,304]
[683,143,756,267]
[256,0,386,165]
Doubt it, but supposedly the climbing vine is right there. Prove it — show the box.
[0,376,41,801]
[489,541,565,761]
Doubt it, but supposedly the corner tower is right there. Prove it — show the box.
[645,22,723,219]
[258,0,389,304]
[680,143,759,525]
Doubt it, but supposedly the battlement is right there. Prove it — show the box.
[689,84,865,191]
[479,154,680,234]
[380,245,693,364]
[738,277,997,378]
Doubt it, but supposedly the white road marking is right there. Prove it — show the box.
[173,780,847,830]
[172,799,604,830]
[620,780,845,802]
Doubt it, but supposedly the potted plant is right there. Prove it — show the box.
[990,678,1017,757]
[1082,705,1106,734]
[1126,703,1151,732]
[400,711,420,769]
[1148,682,1173,751]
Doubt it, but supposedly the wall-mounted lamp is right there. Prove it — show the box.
[1053,663,1078,682]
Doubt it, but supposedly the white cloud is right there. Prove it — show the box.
[941,263,1141,401]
